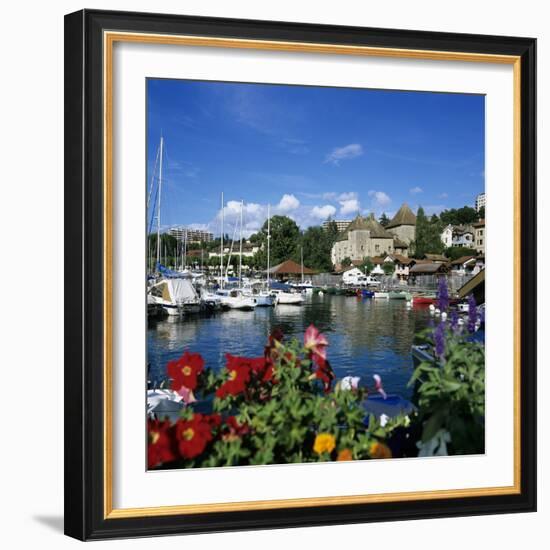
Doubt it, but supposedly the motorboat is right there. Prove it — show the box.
[269,282,304,305]
[216,288,257,310]
[373,291,389,299]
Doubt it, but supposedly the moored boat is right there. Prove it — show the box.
[412,294,437,305]
[373,291,389,299]
[148,276,202,315]
[216,288,257,310]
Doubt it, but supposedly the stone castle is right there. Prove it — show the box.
[330,203,416,266]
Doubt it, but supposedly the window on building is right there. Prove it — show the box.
[375,244,380,252]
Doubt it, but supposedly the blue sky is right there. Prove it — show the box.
[147,78,484,237]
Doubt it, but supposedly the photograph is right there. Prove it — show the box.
[145,78,487,470]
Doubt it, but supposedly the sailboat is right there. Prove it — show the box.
[146,136,202,315]
[290,245,313,294]
[251,204,274,307]
[215,199,256,310]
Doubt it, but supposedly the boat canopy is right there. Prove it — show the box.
[269,282,292,291]
[150,278,199,304]
[156,262,191,279]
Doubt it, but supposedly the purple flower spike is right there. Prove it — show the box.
[437,277,450,312]
[467,294,477,332]
[434,321,446,359]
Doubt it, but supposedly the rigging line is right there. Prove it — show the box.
[225,220,239,278]
[146,144,160,210]
[147,181,159,237]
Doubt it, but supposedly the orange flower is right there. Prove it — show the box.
[369,441,392,459]
[337,448,353,461]
[313,433,336,455]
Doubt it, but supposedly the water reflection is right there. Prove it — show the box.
[147,295,431,398]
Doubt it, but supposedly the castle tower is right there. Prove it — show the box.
[386,203,416,245]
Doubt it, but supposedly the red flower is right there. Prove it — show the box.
[312,354,335,393]
[304,324,328,360]
[222,416,250,441]
[174,414,213,459]
[215,354,252,398]
[147,419,177,469]
[268,328,284,347]
[167,351,204,391]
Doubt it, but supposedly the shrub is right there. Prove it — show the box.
[148,326,406,469]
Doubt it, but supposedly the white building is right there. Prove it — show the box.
[475,192,486,212]
[440,224,475,248]
[208,241,259,259]
[322,219,352,232]
[473,220,485,254]
[169,227,214,243]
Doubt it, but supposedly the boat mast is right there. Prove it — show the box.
[220,192,224,289]
[301,245,304,283]
[239,200,244,287]
[183,230,187,270]
[267,204,271,288]
[156,135,164,268]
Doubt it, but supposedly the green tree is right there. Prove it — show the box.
[341,257,352,267]
[413,207,445,258]
[379,212,390,227]
[477,206,485,220]
[440,206,478,226]
[382,262,395,275]
[300,226,334,272]
[361,256,374,274]
[325,219,340,242]
[253,215,301,268]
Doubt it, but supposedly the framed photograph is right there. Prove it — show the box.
[64,9,536,540]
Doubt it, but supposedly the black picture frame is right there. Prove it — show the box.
[64,9,537,541]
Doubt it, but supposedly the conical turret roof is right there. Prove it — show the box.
[386,203,416,228]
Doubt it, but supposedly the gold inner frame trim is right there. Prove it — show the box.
[103,30,522,520]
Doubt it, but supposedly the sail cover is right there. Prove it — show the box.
[168,279,199,303]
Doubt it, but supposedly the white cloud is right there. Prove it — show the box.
[276,193,300,212]
[438,192,449,199]
[324,143,364,166]
[337,191,358,201]
[339,199,361,216]
[311,204,337,220]
[409,186,423,194]
[367,190,391,207]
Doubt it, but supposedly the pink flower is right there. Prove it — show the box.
[373,374,387,400]
[176,385,197,404]
[304,324,328,359]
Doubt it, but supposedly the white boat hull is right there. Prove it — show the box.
[275,293,304,305]
[220,296,257,310]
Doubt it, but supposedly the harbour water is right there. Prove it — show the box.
[147,295,432,398]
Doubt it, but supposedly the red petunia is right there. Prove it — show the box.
[222,416,250,441]
[174,414,213,459]
[215,356,251,398]
[312,354,335,393]
[167,351,204,391]
[147,419,177,469]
